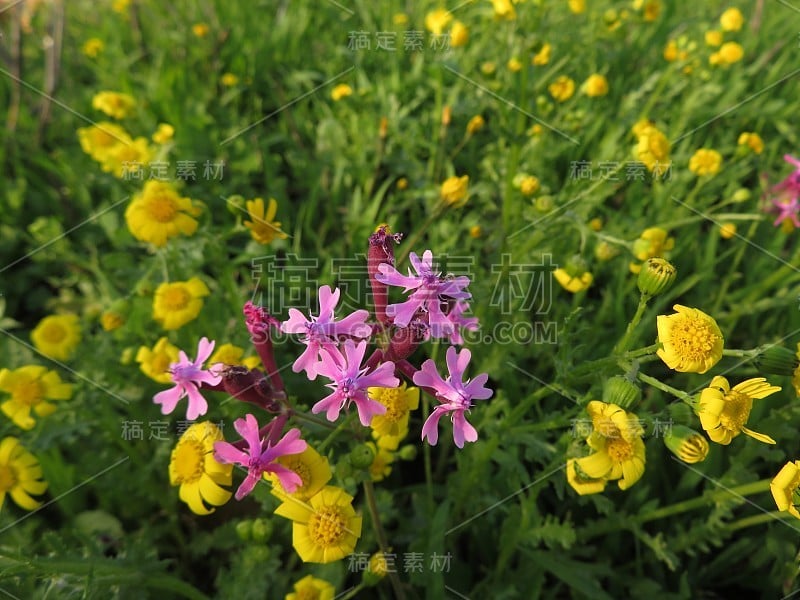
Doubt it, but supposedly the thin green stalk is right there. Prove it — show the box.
[613,294,650,354]
[726,511,794,532]
[289,410,339,432]
[316,414,358,453]
[363,480,407,600]
[339,584,368,600]
[635,371,695,404]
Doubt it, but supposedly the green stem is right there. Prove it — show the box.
[725,511,794,532]
[636,371,695,404]
[613,294,650,354]
[363,480,406,600]
[289,411,339,431]
[316,414,358,453]
[397,205,445,264]
[422,394,434,511]
[339,584,368,600]
[722,348,761,359]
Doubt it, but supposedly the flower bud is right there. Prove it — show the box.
[226,194,246,216]
[384,323,426,361]
[363,551,389,586]
[664,425,709,464]
[250,518,273,543]
[602,376,641,409]
[667,401,694,426]
[398,444,417,461]
[369,225,402,325]
[235,520,253,541]
[349,443,375,469]
[732,188,751,203]
[222,367,281,411]
[637,257,677,297]
[755,345,799,377]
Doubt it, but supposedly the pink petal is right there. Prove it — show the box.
[271,465,304,493]
[195,337,216,365]
[352,395,387,426]
[421,408,446,446]
[464,373,493,400]
[235,471,261,500]
[213,440,248,465]
[281,308,310,334]
[312,392,344,422]
[446,347,470,384]
[451,411,478,448]
[153,386,184,415]
[317,285,340,320]
[359,361,399,389]
[334,309,371,337]
[386,299,423,327]
[316,345,345,381]
[413,360,451,397]
[269,428,307,458]
[184,385,209,420]
[292,342,322,379]
[376,263,422,291]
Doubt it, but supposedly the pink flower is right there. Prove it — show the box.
[313,339,398,426]
[376,250,471,337]
[281,286,371,379]
[445,301,479,345]
[153,337,221,420]
[213,414,307,500]
[413,346,492,448]
[766,155,800,227]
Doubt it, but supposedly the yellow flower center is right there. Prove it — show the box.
[280,457,310,493]
[0,464,17,492]
[295,587,320,600]
[307,506,347,548]
[606,437,634,463]
[171,440,205,484]
[162,286,191,310]
[39,322,66,344]
[718,391,752,432]
[15,379,43,406]
[152,353,172,375]
[146,195,178,223]
[375,388,408,423]
[668,315,721,361]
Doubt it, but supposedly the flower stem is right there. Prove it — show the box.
[316,414,358,453]
[288,410,339,431]
[722,348,761,359]
[363,480,406,600]
[338,584,367,600]
[635,371,695,404]
[613,294,650,354]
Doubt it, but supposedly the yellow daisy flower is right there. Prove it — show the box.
[635,127,671,174]
[583,74,609,98]
[91,91,136,120]
[720,7,744,31]
[169,422,233,515]
[152,123,175,144]
[573,401,646,490]
[125,181,201,247]
[330,83,352,101]
[136,337,180,384]
[629,227,674,273]
[532,43,551,66]
[705,30,723,47]
[566,458,607,496]
[369,383,419,438]
[366,442,394,482]
[689,148,723,176]
[553,268,593,293]
[31,314,81,361]
[490,0,516,20]
[274,485,363,563]
[0,366,73,430]
[0,437,48,511]
[220,73,239,87]
[737,132,764,154]
[568,0,586,14]
[771,461,800,520]
[466,115,485,135]
[192,23,210,37]
[697,376,779,445]
[100,136,154,179]
[81,38,104,58]
[77,122,132,162]
[267,445,332,502]
[656,305,724,374]
[372,421,409,452]
[243,198,288,244]
[424,8,452,34]
[440,175,469,208]
[548,75,576,102]
[285,575,335,600]
[450,21,469,47]
[152,278,210,330]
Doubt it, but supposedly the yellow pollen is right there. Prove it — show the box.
[376,388,408,422]
[308,506,346,547]
[295,588,320,600]
[146,196,178,223]
[15,379,44,406]
[0,464,17,492]
[172,440,205,483]
[39,322,66,344]
[606,438,634,463]
[162,286,191,310]
[669,316,720,360]
[718,390,752,432]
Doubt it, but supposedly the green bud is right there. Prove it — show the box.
[664,425,709,464]
[755,345,799,376]
[732,188,751,203]
[135,279,154,296]
[363,552,389,586]
[397,444,417,461]
[120,347,135,365]
[74,510,124,540]
[667,402,694,426]
[637,257,677,297]
[564,255,588,278]
[235,520,252,542]
[602,376,641,409]
[535,195,554,212]
[226,194,246,216]
[349,443,375,469]
[250,518,273,543]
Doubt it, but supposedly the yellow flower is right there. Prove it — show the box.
[152,278,210,330]
[553,268,593,293]
[528,124,544,136]
[466,115,485,135]
[663,40,678,62]
[720,7,744,31]
[192,23,210,37]
[664,426,710,464]
[207,343,259,370]
[425,8,452,34]
[595,241,619,262]
[548,76,575,102]
[369,383,420,438]
[440,175,469,207]
[656,305,724,374]
[77,122,131,163]
[396,177,408,190]
[330,83,352,101]
[771,461,800,520]
[220,73,239,86]
[81,38,104,58]
[125,181,201,247]
[635,127,671,173]
[367,442,394,482]
[100,311,124,332]
[92,91,135,120]
[631,227,674,266]
[0,437,48,511]
[712,42,744,65]
[481,61,497,75]
[393,13,409,26]
[532,43,551,66]
[450,21,469,47]
[573,401,646,491]
[367,552,389,580]
[737,132,763,154]
[566,458,607,495]
[642,0,660,21]
[697,376,779,445]
[244,197,288,244]
[31,314,81,361]
[469,225,482,238]
[100,137,154,179]
[490,0,516,21]
[136,337,180,383]
[568,0,586,14]
[583,74,609,97]
[507,57,522,72]
[285,575,335,600]
[689,148,723,176]
[0,366,73,430]
[112,0,130,13]
[274,486,363,563]
[719,223,737,239]
[169,422,233,515]
[152,123,175,144]
[589,218,603,231]
[519,176,540,196]
[705,30,723,47]
[267,445,332,502]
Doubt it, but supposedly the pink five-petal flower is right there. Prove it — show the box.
[281,286,371,379]
[376,250,471,337]
[213,414,307,500]
[153,337,221,420]
[413,346,492,448]
[313,339,397,426]
[445,301,480,345]
[766,155,800,227]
